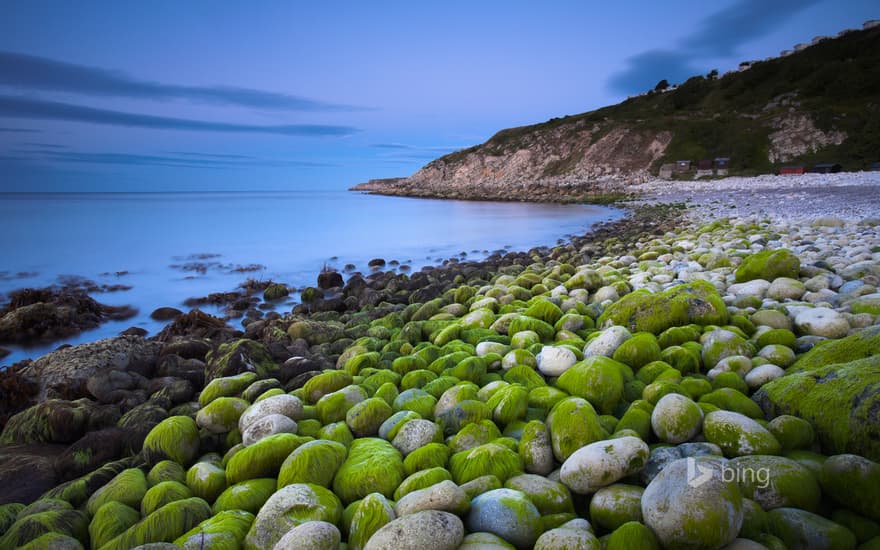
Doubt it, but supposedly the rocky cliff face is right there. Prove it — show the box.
[768,112,848,164]
[353,121,673,201]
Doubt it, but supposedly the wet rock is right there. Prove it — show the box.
[318,270,344,289]
[150,307,183,321]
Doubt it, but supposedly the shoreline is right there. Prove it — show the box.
[0,173,878,547]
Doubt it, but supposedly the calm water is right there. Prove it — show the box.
[0,190,621,364]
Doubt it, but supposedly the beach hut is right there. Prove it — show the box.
[870,162,880,171]
[779,166,806,175]
[659,163,676,179]
[811,163,842,174]
[675,160,692,173]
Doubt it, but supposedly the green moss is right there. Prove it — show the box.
[753,355,880,461]
[735,249,800,283]
[146,460,186,487]
[85,467,148,517]
[346,396,394,437]
[142,415,201,467]
[589,484,644,531]
[730,455,822,512]
[317,421,355,448]
[174,509,254,550]
[101,497,213,549]
[195,396,250,434]
[556,356,626,415]
[547,397,606,462]
[0,509,89,549]
[787,326,880,374]
[0,503,25,536]
[185,461,227,504]
[503,365,547,391]
[486,385,529,427]
[613,333,662,369]
[597,281,729,335]
[348,493,395,550]
[699,387,764,418]
[403,442,451,476]
[89,502,141,549]
[767,507,857,550]
[505,473,574,515]
[141,480,193,516]
[211,478,276,515]
[436,399,492,436]
[820,454,880,522]
[450,442,524,485]
[278,439,348,489]
[394,467,453,500]
[333,438,405,504]
[225,432,312,484]
[508,315,556,341]
[605,521,661,550]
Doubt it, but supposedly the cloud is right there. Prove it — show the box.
[8,149,338,169]
[0,51,369,112]
[0,95,359,136]
[608,0,821,94]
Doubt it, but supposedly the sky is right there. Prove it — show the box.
[0,0,876,192]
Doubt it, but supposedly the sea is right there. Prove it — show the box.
[0,190,622,365]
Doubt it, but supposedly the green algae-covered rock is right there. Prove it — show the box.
[831,509,880,544]
[303,370,354,404]
[820,454,880,522]
[0,509,89,549]
[485,385,529,427]
[559,436,649,495]
[212,478,277,514]
[287,319,345,345]
[459,531,517,548]
[185,461,227,503]
[700,387,764,419]
[528,385,569,411]
[556,356,625,415]
[140,481,192,516]
[735,249,800,283]
[786,326,880,375]
[244,483,342,550]
[15,498,72,519]
[346,397,393,437]
[345,351,382,375]
[589,484,644,531]
[89,502,141,550]
[394,467,453,500]
[403,442,451,476]
[450,442,524,485]
[348,493,396,550]
[85,467,148,516]
[0,502,25,535]
[703,410,782,457]
[535,525,600,550]
[613,333,662,369]
[651,393,703,444]
[400,369,438,391]
[740,497,770,539]
[503,364,546,391]
[395,479,469,517]
[508,315,556,342]
[519,420,554,475]
[660,345,701,374]
[460,474,503,500]
[768,415,815,452]
[597,281,729,335]
[142,415,201,467]
[605,521,660,550]
[767,507,857,550]
[658,324,702,349]
[505,473,573,516]
[641,456,743,550]
[333,438,405,504]
[753,355,880,461]
[225,432,311,484]
[525,299,564,326]
[547,397,606,462]
[0,398,108,446]
[449,420,502,453]
[238,393,304,433]
[278,439,348,489]
[316,384,367,425]
[204,339,277,383]
[728,455,821,512]
[436,399,492,436]
[99,497,212,550]
[317,421,354,448]
[378,410,421,441]
[364,509,464,550]
[467,488,542,550]
[393,388,438,419]
[147,460,186,487]
[174,509,254,550]
[17,532,85,549]
[199,372,259,407]
[195,396,249,434]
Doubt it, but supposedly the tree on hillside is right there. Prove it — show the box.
[654,79,669,92]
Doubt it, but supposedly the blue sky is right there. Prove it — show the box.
[0,0,876,191]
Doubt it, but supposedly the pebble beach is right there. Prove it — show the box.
[0,172,879,549]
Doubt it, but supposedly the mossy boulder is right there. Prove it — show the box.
[467,488,542,550]
[547,397,606,462]
[85,467,148,516]
[703,410,782,457]
[185,461,227,504]
[605,521,660,550]
[701,329,754,369]
[394,467,453,500]
[612,333,662,369]
[767,507,857,550]
[505,473,573,516]
[0,509,89,549]
[651,393,703,444]
[287,319,345,345]
[195,396,249,434]
[89,501,141,550]
[752,355,880,461]
[735,249,800,283]
[449,420,502,453]
[99,497,212,550]
[558,357,627,415]
[728,455,820,512]
[140,481,192,516]
[238,393,304,433]
[597,281,729,335]
[767,415,815,452]
[278,439,348,489]
[519,419,554,475]
[0,398,111,445]
[403,442,451,476]
[700,387,764,419]
[204,339,277,384]
[316,385,367,425]
[364,510,464,550]
[436,399,491,436]
[333,438,405,504]
[820,454,880,522]
[225,432,311,484]
[508,316,556,342]
[559,436,649,495]
[212,478,277,514]
[449,442,524,485]
[303,370,354,404]
[589,484,644,531]
[348,493,396,550]
[199,372,258,407]
[641,457,743,550]
[175,510,254,548]
[524,299,564,326]
[243,483,342,550]
[147,460,186,487]
[394,388,438,419]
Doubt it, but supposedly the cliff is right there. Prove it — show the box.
[353,25,880,201]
